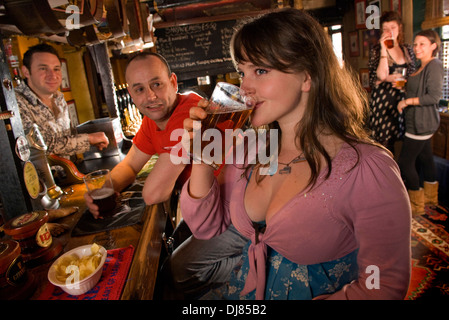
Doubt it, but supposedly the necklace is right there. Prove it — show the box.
[278,153,306,174]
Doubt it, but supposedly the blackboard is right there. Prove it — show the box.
[155,20,238,80]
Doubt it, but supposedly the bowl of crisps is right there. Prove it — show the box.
[47,243,106,295]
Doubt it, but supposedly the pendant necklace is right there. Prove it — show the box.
[278,153,306,174]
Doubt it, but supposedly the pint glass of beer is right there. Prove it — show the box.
[194,82,254,168]
[83,169,116,217]
[394,67,407,91]
[384,38,394,49]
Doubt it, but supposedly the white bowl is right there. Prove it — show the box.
[48,244,107,296]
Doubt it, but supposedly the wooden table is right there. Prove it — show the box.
[16,183,169,300]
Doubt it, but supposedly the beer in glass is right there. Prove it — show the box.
[193,82,254,168]
[384,39,394,49]
[83,169,116,217]
[394,67,407,91]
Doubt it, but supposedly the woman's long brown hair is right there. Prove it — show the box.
[380,11,404,45]
[231,9,380,188]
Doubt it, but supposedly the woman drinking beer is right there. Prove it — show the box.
[180,9,411,300]
[367,11,415,154]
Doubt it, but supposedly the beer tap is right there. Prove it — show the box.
[0,110,14,120]
[26,124,63,209]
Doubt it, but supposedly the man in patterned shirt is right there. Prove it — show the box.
[16,43,109,157]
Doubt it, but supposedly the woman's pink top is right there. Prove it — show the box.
[180,143,411,299]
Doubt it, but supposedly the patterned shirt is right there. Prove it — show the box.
[15,82,90,156]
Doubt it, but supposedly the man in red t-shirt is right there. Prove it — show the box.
[84,52,201,217]
[85,52,248,300]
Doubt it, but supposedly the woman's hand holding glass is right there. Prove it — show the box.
[380,31,394,49]
[392,67,407,91]
[182,99,218,199]
[182,99,209,167]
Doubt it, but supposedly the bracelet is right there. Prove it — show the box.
[380,55,388,59]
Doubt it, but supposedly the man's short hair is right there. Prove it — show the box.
[22,43,60,71]
[126,51,172,76]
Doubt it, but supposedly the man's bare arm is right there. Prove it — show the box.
[142,152,186,205]
[84,145,151,218]
[110,145,151,192]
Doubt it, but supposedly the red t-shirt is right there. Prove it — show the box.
[133,92,202,186]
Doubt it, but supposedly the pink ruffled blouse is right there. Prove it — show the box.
[180,143,411,299]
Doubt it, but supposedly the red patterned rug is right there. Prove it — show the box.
[406,204,449,299]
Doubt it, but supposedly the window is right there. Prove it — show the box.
[327,25,344,67]
[441,37,449,100]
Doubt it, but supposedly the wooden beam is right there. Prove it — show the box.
[153,8,273,28]
[121,203,168,300]
[87,43,119,118]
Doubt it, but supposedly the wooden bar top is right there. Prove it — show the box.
[1,182,167,300]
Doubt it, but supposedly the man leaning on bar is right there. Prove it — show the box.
[83,51,248,299]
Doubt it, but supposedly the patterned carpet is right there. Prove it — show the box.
[406,204,449,299]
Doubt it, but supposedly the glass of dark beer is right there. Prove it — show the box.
[83,169,116,217]
[192,82,254,168]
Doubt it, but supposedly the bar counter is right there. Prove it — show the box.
[1,181,169,300]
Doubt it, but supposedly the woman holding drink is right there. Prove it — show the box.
[368,11,415,154]
[180,9,411,299]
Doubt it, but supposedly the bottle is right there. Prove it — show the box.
[3,38,22,86]
[116,84,124,112]
[120,84,129,107]
[12,68,21,85]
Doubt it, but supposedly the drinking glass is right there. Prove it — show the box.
[384,38,394,49]
[191,82,254,169]
[83,169,116,217]
[394,67,407,91]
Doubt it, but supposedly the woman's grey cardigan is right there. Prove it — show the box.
[404,58,444,136]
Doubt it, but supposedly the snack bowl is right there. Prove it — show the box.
[47,244,107,295]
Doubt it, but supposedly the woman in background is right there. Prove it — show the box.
[368,11,415,154]
[397,29,443,215]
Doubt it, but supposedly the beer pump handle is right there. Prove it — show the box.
[0,110,14,120]
[26,124,47,151]
[25,124,63,200]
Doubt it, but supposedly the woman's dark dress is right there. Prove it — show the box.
[368,43,416,151]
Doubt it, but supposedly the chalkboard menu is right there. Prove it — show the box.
[155,20,238,80]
